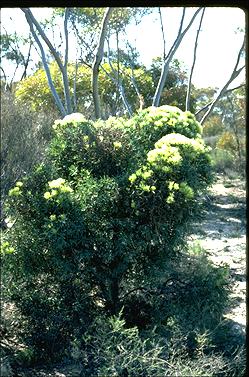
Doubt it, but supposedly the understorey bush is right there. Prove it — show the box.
[0,88,56,208]
[69,311,239,377]
[2,106,214,360]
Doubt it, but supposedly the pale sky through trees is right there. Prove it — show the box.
[1,7,245,89]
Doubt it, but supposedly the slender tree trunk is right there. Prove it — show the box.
[92,7,114,119]
[100,63,132,117]
[73,58,78,111]
[186,8,205,111]
[0,67,7,83]
[62,8,72,114]
[227,95,243,170]
[23,10,66,117]
[158,7,166,60]
[115,29,132,116]
[20,39,32,80]
[21,8,72,114]
[153,7,202,107]
[195,84,245,119]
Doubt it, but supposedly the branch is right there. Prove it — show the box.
[195,100,213,117]
[200,38,245,124]
[62,7,72,113]
[22,9,66,116]
[107,35,133,117]
[73,55,78,112]
[64,8,70,68]
[158,7,166,60]
[124,42,144,111]
[165,7,186,62]
[9,63,19,86]
[21,8,63,70]
[71,17,96,63]
[20,36,32,80]
[195,83,245,117]
[186,8,205,111]
[225,83,245,94]
[152,7,203,107]
[0,67,7,83]
[92,7,114,119]
[100,62,132,117]
[21,8,72,114]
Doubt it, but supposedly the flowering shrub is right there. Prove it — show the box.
[3,107,213,360]
[125,105,202,162]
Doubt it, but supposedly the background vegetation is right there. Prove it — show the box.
[1,6,246,377]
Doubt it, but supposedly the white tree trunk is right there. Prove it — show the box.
[21,8,72,115]
[92,7,114,119]
[22,9,66,116]
[185,8,205,111]
[152,7,203,107]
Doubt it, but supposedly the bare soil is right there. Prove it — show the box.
[188,174,246,334]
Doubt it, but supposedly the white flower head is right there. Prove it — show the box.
[63,113,85,122]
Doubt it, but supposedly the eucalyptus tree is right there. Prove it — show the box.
[92,8,114,119]
[0,29,33,87]
[152,7,203,107]
[185,8,206,111]
[21,7,72,116]
[20,7,150,118]
[18,7,245,121]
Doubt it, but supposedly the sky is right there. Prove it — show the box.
[1,7,246,90]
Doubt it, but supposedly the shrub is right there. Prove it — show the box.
[202,114,224,138]
[69,311,234,377]
[121,246,232,336]
[216,131,246,175]
[0,88,56,214]
[3,106,213,360]
[211,148,235,173]
[216,131,237,153]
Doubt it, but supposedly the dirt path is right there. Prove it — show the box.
[188,174,246,334]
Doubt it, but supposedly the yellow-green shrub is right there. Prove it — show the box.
[3,106,213,360]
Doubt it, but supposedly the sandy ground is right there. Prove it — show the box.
[188,174,246,333]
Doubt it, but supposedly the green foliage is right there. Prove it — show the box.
[69,308,238,377]
[15,59,193,118]
[199,86,246,176]
[203,114,224,137]
[3,106,213,360]
[211,148,235,173]
[73,312,170,376]
[1,32,27,65]
[54,7,151,35]
[150,58,196,112]
[15,62,92,113]
[216,131,238,153]
[160,250,231,331]
[126,105,204,161]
